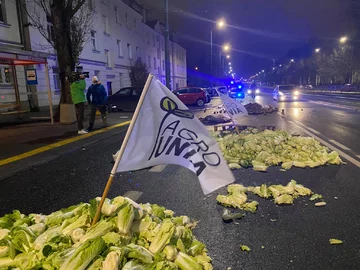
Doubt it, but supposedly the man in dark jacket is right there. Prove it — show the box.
[86,76,108,131]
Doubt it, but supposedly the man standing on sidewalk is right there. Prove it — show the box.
[70,74,88,135]
[87,76,108,132]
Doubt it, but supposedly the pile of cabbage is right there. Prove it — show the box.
[214,129,342,171]
[0,197,212,270]
[217,180,318,211]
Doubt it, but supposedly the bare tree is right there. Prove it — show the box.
[319,44,359,84]
[129,59,149,88]
[23,0,93,104]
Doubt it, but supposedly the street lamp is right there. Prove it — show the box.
[262,70,265,73]
[223,44,230,51]
[340,36,347,43]
[217,20,225,28]
[290,59,295,63]
[195,67,198,70]
[226,55,230,59]
[279,64,282,67]
[210,19,226,88]
[228,62,231,65]
[315,48,321,53]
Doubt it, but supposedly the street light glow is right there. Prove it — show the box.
[223,44,230,51]
[262,70,265,72]
[226,55,230,59]
[228,62,231,65]
[290,59,295,63]
[195,67,198,70]
[340,36,347,43]
[279,64,282,67]
[315,48,321,53]
[217,20,225,28]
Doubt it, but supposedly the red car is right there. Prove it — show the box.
[173,87,209,107]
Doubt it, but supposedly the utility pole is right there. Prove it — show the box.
[164,0,171,89]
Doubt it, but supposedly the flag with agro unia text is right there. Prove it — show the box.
[114,75,235,195]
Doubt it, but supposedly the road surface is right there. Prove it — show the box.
[1,90,360,269]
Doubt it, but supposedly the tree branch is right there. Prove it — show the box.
[71,0,87,17]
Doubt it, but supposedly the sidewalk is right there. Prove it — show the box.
[0,111,132,181]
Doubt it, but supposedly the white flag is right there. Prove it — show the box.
[216,91,248,125]
[115,75,235,195]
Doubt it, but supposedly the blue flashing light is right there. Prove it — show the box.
[230,81,234,84]
[237,93,241,97]
[238,85,242,89]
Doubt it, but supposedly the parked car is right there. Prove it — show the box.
[273,85,301,101]
[202,88,212,103]
[107,87,143,111]
[173,87,209,107]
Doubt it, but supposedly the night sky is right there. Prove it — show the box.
[141,0,353,78]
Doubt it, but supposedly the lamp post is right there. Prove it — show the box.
[210,19,225,88]
[164,0,171,89]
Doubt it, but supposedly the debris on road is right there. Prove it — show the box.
[329,239,343,245]
[222,209,245,221]
[0,197,213,269]
[199,115,232,125]
[214,129,343,171]
[240,245,251,252]
[315,202,327,207]
[310,194,323,201]
[217,180,317,212]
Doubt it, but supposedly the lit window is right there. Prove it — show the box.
[91,31,97,51]
[52,67,61,91]
[0,66,13,84]
[117,40,123,57]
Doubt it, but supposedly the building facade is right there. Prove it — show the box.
[0,0,187,112]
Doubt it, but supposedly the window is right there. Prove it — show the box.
[105,50,111,67]
[114,6,119,23]
[117,40,123,57]
[125,13,128,26]
[0,0,6,23]
[148,56,151,68]
[90,31,97,51]
[94,70,100,79]
[102,15,109,34]
[153,57,156,69]
[115,88,132,96]
[0,66,13,84]
[52,67,60,91]
[162,60,165,72]
[127,44,132,59]
[136,46,140,59]
[119,73,123,88]
[47,16,55,41]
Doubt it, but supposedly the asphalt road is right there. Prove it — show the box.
[1,90,360,269]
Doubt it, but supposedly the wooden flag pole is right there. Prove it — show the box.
[91,74,155,226]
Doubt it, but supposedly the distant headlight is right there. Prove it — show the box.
[293,96,298,100]
[112,105,117,109]
[247,90,252,94]
[280,96,286,101]
[255,89,260,94]
[294,90,299,95]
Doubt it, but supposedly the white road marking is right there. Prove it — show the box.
[329,140,351,151]
[293,120,321,135]
[288,121,360,168]
[149,164,167,172]
[356,155,360,160]
[123,191,143,201]
[309,101,359,111]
